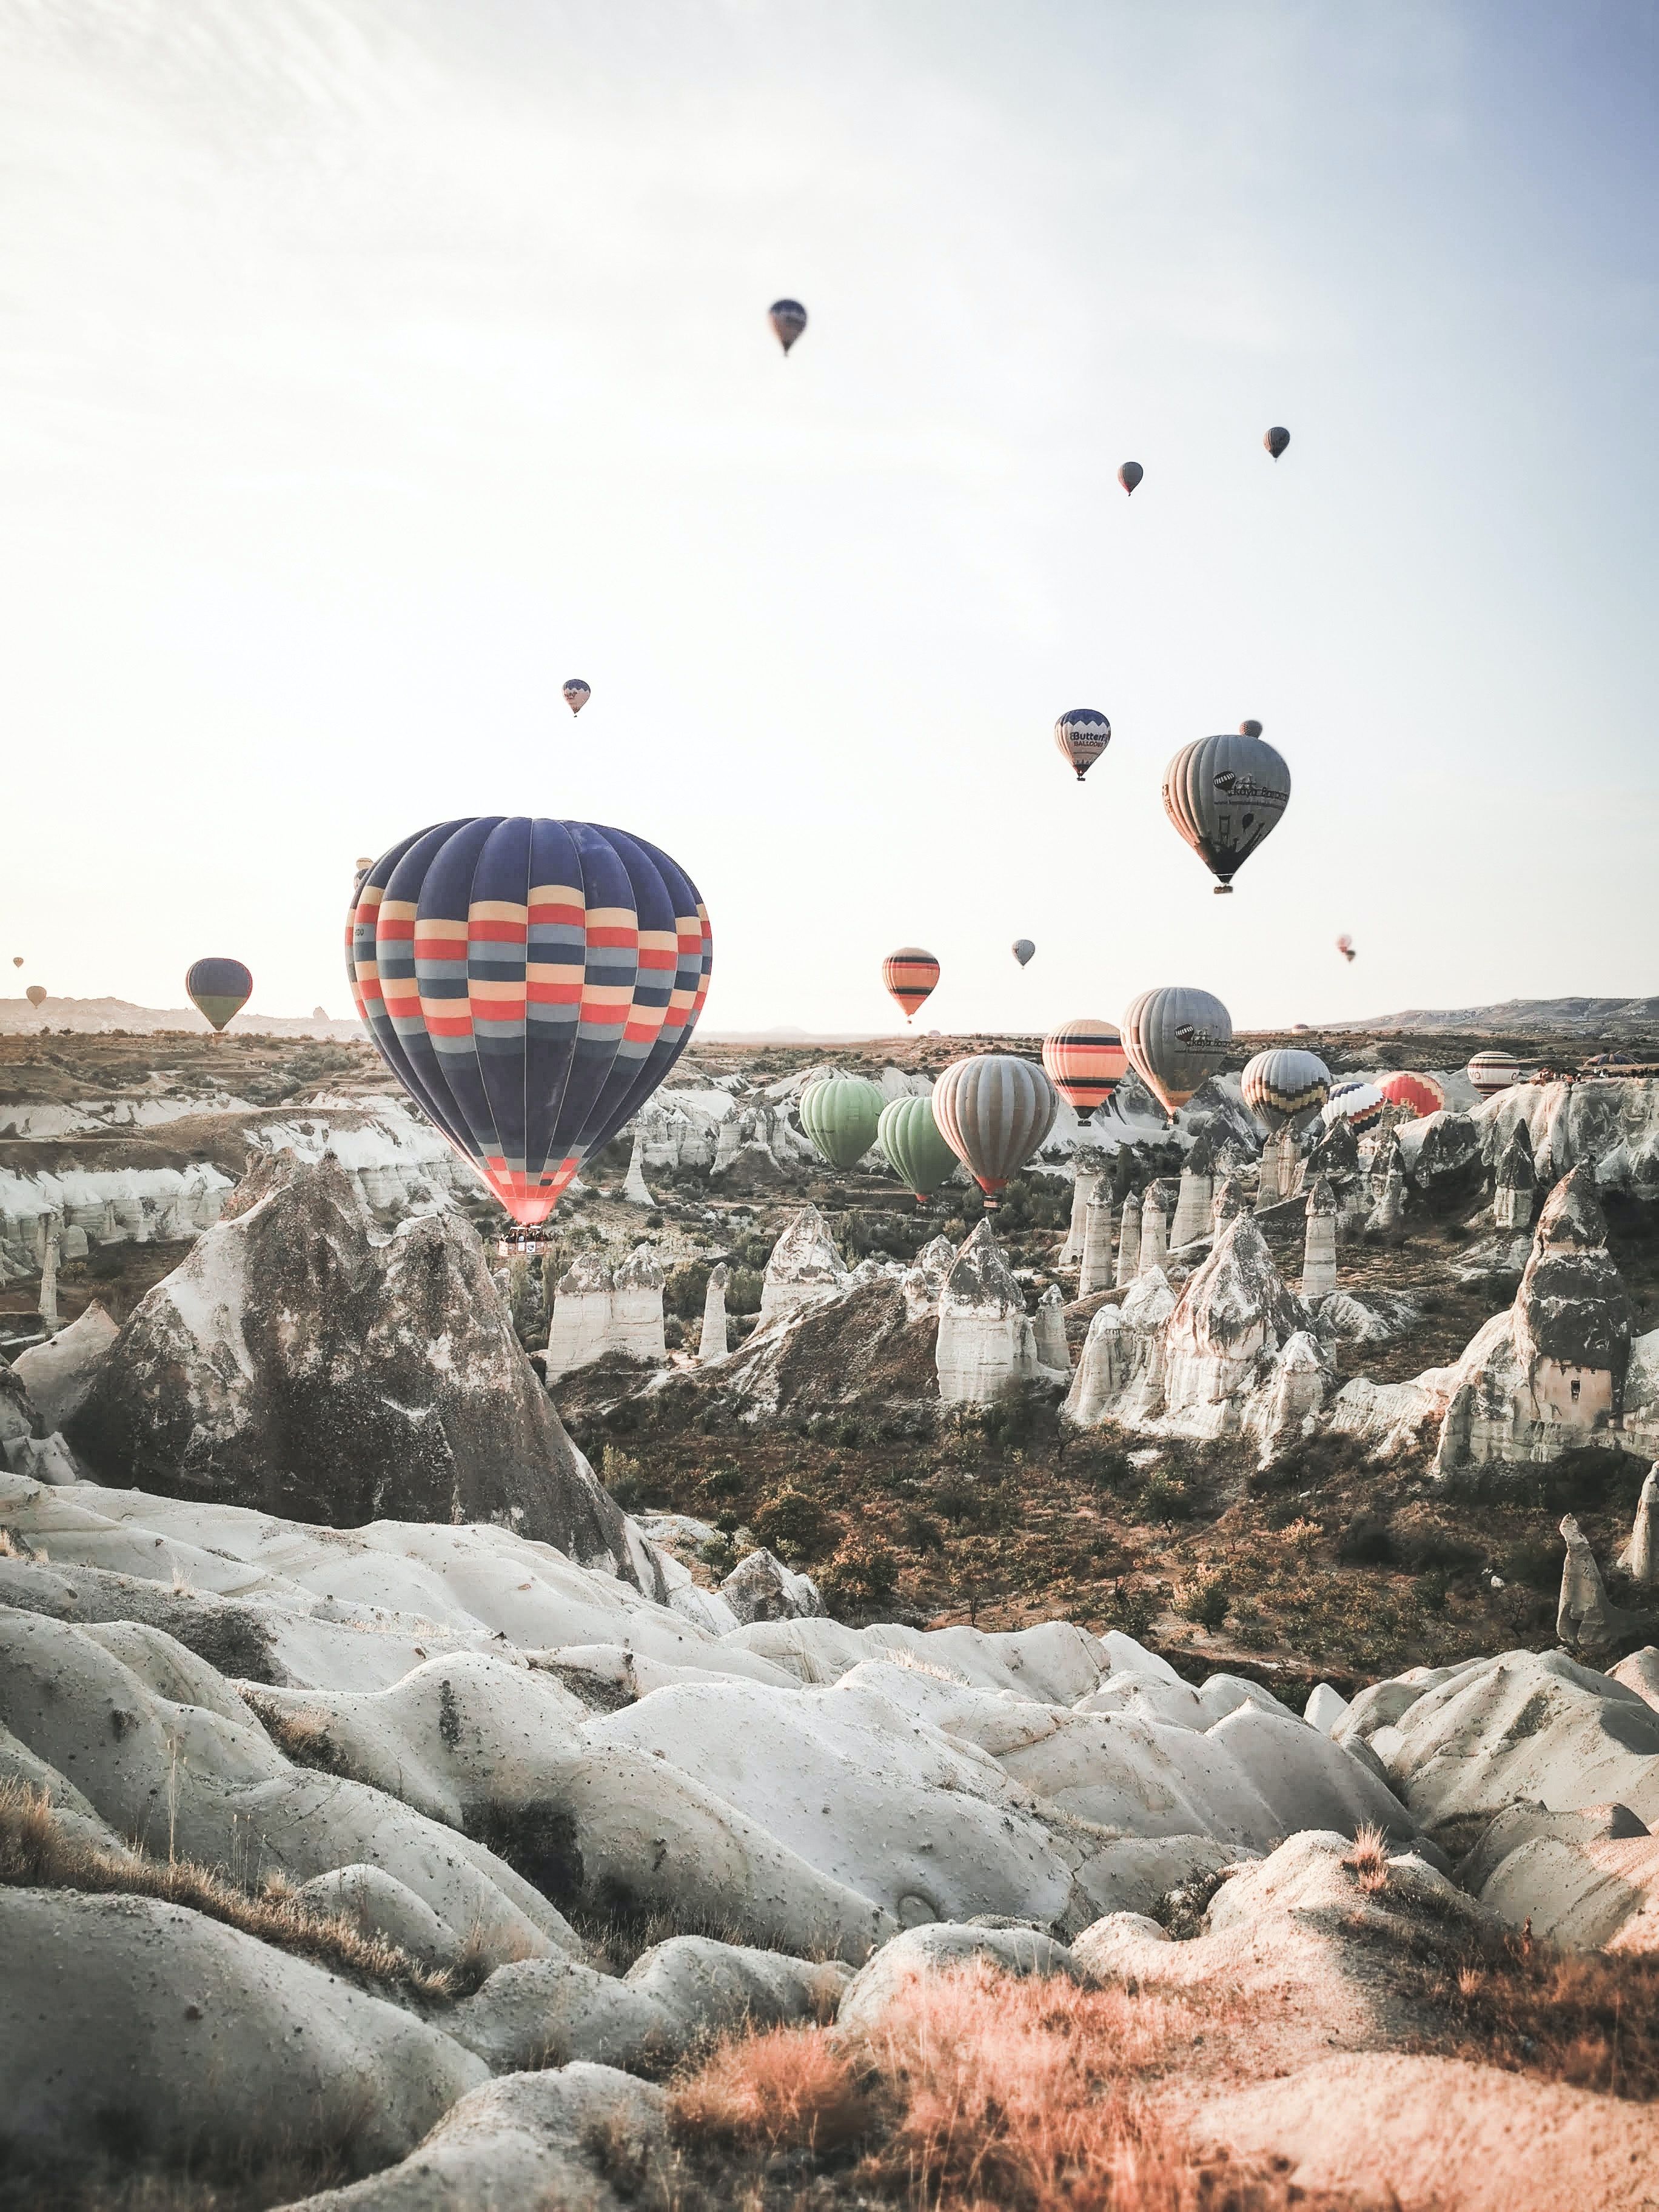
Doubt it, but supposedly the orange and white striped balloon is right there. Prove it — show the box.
[882,947,939,1022]
[1042,1019,1127,1114]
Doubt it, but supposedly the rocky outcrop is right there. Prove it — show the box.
[0,1162,233,1279]
[1364,1159,1406,1244]
[1060,1159,1104,1264]
[759,1205,850,1324]
[719,1547,825,1625]
[1475,1076,1659,1199]
[11,1302,118,1431]
[1397,1110,1481,1198]
[609,1245,667,1363]
[1063,1270,1176,1429]
[1168,1165,1212,1248]
[1160,1218,1310,1438]
[1301,1178,1338,1301]
[1139,1185,1168,1275]
[1212,1176,1247,1236]
[545,1250,616,1378]
[936,1223,1041,1406]
[1493,1124,1536,1230]
[1114,1190,1141,1286]
[63,1152,648,1581]
[1620,1467,1659,1587]
[1434,1168,1658,1480]
[1034,1284,1070,1372]
[699,1262,729,1365]
[1556,1515,1646,1654]
[1078,1195,1114,1295]
[621,1127,656,1207]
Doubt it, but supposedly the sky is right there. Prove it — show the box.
[1,0,1655,1035]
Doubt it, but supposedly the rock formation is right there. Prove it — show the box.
[1493,1124,1535,1230]
[1398,1109,1481,1198]
[1114,1190,1141,1287]
[611,1245,668,1362]
[1160,1217,1310,1438]
[622,1127,657,1207]
[1212,1176,1247,1236]
[1434,1167,1656,1479]
[699,1262,730,1365]
[1078,1195,1114,1296]
[11,1302,118,1431]
[1620,1465,1659,1587]
[37,1228,59,1330]
[1063,1269,1176,1429]
[719,1547,825,1625]
[1255,1129,1296,1210]
[1139,1185,1168,1276]
[63,1151,649,1583]
[759,1205,851,1325]
[1556,1515,1643,1653]
[1168,1165,1212,1249]
[1034,1284,1070,1373]
[1474,1073,1659,1200]
[1301,1176,1338,1301]
[935,1222,1041,1406]
[1244,1330,1335,1460]
[1059,1159,1104,1265]
[1364,1159,1407,1245]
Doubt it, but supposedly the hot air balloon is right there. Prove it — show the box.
[882,948,939,1023]
[1054,708,1111,783]
[25,985,46,1009]
[1118,461,1143,495]
[350,816,711,1227]
[877,1094,959,1204]
[1042,1019,1127,1116]
[1121,987,1232,1118]
[933,1056,1057,1207]
[1162,722,1290,894]
[1467,1050,1523,1100]
[1336,934,1355,964]
[798,1074,883,1171]
[562,679,591,716]
[10,957,21,968]
[186,957,252,1034]
[1241,1048,1330,1136]
[1322,1079,1385,1134]
[769,299,808,354]
[1264,426,1290,459]
[1376,1070,1446,1121]
[1011,939,1035,968]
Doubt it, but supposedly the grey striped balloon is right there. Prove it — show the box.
[932,1055,1057,1207]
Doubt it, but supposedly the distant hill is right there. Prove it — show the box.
[0,996,365,1041]
[1329,997,1659,1037]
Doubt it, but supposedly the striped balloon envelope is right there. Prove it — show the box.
[561,679,591,716]
[933,1054,1057,1206]
[1376,1070,1446,1121]
[1323,1079,1386,1134]
[1467,1051,1523,1099]
[883,948,939,1022]
[186,957,253,1033]
[1241,1047,1330,1135]
[1162,724,1290,893]
[349,817,711,1227]
[1042,1019,1127,1115]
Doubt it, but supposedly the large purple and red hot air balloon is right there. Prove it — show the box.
[349,816,711,1227]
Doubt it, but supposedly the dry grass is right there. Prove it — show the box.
[1341,1822,1391,1894]
[0,1778,452,2000]
[0,1526,21,1557]
[238,1695,349,1775]
[669,1960,1354,2210]
[1417,1924,1659,2100]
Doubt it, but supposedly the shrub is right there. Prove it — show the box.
[662,1260,711,1319]
[1138,1469,1191,1525]
[601,1444,648,1512]
[725,1267,765,1316]
[751,1485,836,1562]
[1175,1570,1230,1633]
[1099,1580,1160,1640]
[1336,1513,1396,1567]
[819,1538,900,1612]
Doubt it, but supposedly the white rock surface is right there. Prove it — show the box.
[935,1222,1039,1406]
[759,1203,850,1323]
